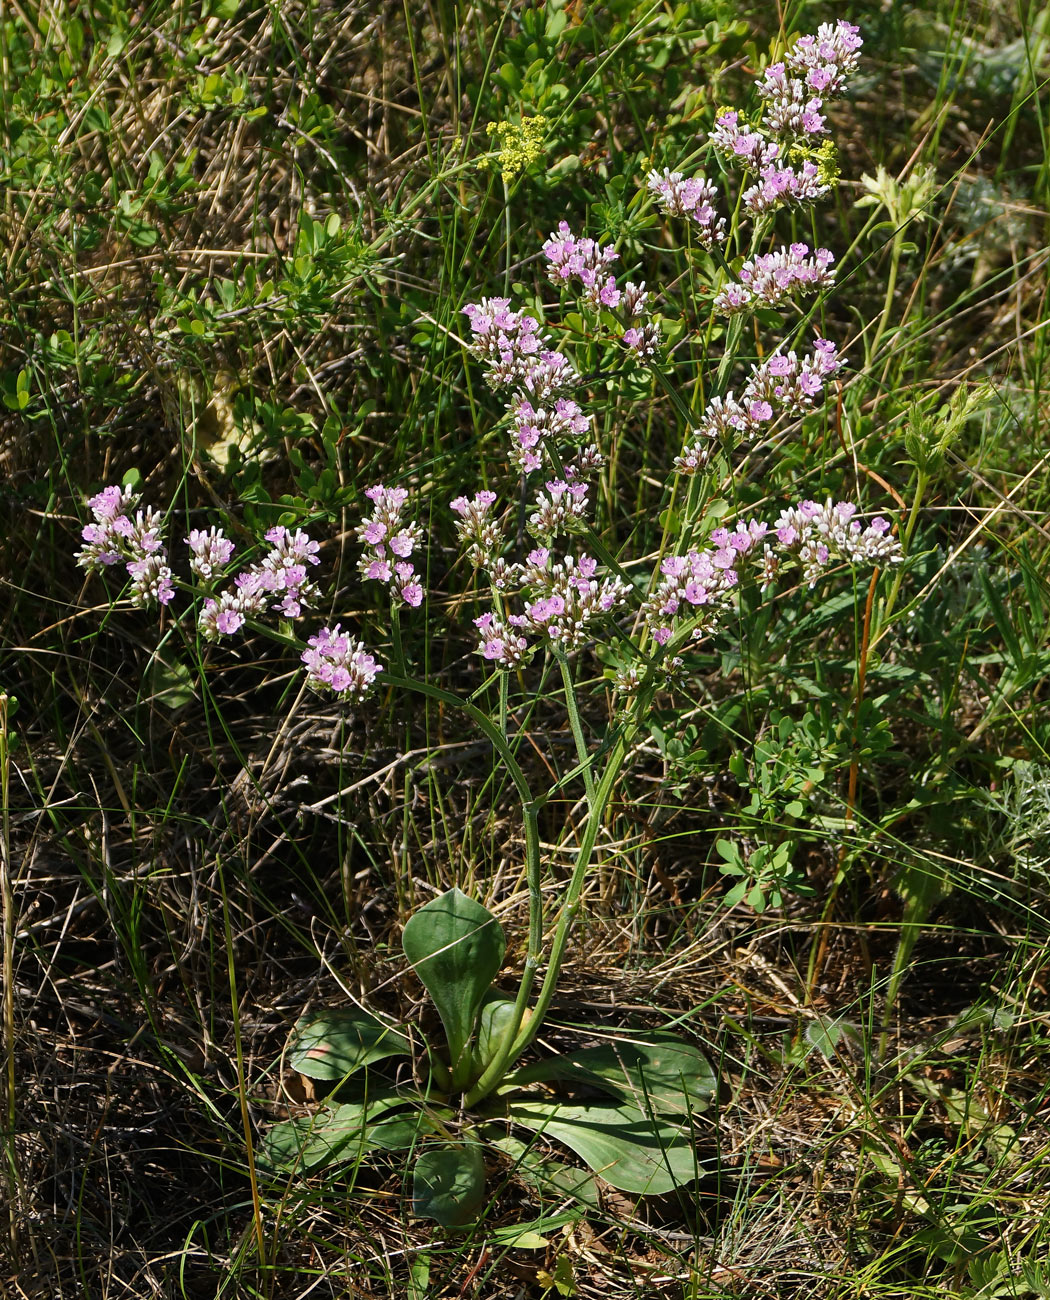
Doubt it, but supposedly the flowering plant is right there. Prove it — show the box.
[73,20,902,1221]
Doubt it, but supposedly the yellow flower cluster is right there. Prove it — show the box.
[485,115,548,181]
[790,138,840,187]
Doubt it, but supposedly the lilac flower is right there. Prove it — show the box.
[76,486,174,609]
[90,485,136,523]
[714,244,835,315]
[785,21,863,99]
[126,553,175,607]
[473,612,531,669]
[705,25,860,214]
[192,521,322,635]
[186,527,235,581]
[461,297,578,401]
[750,24,861,148]
[462,297,545,367]
[357,484,425,608]
[522,350,578,402]
[232,568,273,615]
[772,499,901,585]
[255,525,322,617]
[756,62,828,138]
[645,169,726,247]
[709,111,779,171]
[518,551,629,650]
[563,442,606,482]
[508,397,591,475]
[742,160,829,214]
[642,537,747,645]
[623,322,661,359]
[302,625,383,699]
[396,563,424,608]
[527,479,591,544]
[675,337,842,473]
[744,337,842,412]
[471,547,629,666]
[450,490,503,566]
[642,502,899,647]
[199,592,247,640]
[542,221,621,310]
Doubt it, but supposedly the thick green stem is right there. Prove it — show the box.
[554,649,596,811]
[868,232,903,367]
[382,591,705,1106]
[464,604,706,1106]
[465,730,629,1106]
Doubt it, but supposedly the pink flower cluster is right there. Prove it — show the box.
[473,611,531,669]
[301,625,383,699]
[74,489,391,704]
[643,502,900,647]
[756,63,827,137]
[461,296,543,365]
[356,485,424,608]
[714,244,835,315]
[186,527,235,581]
[676,338,842,473]
[708,112,829,215]
[459,228,633,667]
[198,525,321,639]
[707,23,862,215]
[76,485,174,608]
[517,549,630,651]
[623,321,661,359]
[646,169,725,248]
[450,490,502,567]
[745,338,842,411]
[527,478,591,545]
[744,159,828,214]
[708,111,780,170]
[541,223,660,358]
[768,500,899,586]
[472,548,630,666]
[620,281,660,358]
[509,397,592,475]
[542,221,621,309]
[785,21,864,98]
[461,297,576,400]
[643,524,763,645]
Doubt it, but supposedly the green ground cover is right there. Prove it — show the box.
[2,1,1050,1296]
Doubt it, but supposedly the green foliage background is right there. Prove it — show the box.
[2,1,1050,1296]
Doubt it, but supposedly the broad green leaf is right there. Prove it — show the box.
[537,1254,577,1297]
[490,1134,599,1210]
[412,1142,486,1227]
[289,1009,411,1082]
[476,997,519,1069]
[489,1210,589,1249]
[507,1032,717,1118]
[490,1228,549,1249]
[407,1254,430,1300]
[506,1097,698,1195]
[804,1015,855,1059]
[367,1109,448,1151]
[258,1092,405,1172]
[401,888,505,1082]
[145,655,197,711]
